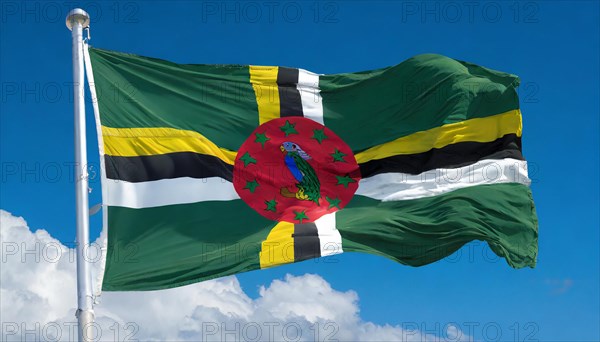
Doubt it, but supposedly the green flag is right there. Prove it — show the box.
[88,48,537,291]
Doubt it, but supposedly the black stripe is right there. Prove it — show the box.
[277,67,299,85]
[293,222,321,261]
[277,67,303,117]
[105,152,233,183]
[359,134,523,177]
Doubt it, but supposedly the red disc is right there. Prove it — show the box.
[233,117,361,223]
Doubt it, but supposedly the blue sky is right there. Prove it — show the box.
[1,1,598,340]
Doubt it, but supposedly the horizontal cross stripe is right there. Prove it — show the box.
[359,134,523,177]
[105,152,233,183]
[356,158,529,201]
[101,126,236,164]
[101,110,520,170]
[354,109,522,163]
[106,157,528,209]
[106,177,239,208]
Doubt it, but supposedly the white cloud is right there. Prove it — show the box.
[544,278,574,295]
[0,209,470,341]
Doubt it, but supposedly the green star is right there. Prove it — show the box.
[279,120,298,137]
[326,196,342,209]
[239,152,257,167]
[311,129,328,144]
[293,210,309,224]
[243,179,259,193]
[254,132,270,148]
[331,148,346,162]
[336,174,356,188]
[264,199,277,212]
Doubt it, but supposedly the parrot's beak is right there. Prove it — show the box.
[280,146,285,152]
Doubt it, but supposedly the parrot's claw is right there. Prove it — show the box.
[295,188,309,200]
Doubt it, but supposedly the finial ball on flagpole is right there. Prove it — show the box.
[66,8,90,31]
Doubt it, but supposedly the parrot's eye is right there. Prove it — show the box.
[293,144,297,148]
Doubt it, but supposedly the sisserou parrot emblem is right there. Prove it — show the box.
[279,141,321,204]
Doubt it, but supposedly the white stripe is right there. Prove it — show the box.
[356,158,530,201]
[298,69,337,254]
[106,177,239,209]
[297,69,323,125]
[314,212,343,257]
[105,158,528,208]
[105,159,529,208]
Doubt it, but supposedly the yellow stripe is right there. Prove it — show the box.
[250,66,280,124]
[102,109,521,167]
[259,221,295,269]
[355,109,522,163]
[101,126,237,164]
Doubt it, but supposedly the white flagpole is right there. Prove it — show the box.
[66,8,95,342]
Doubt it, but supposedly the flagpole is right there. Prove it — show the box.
[66,8,95,342]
